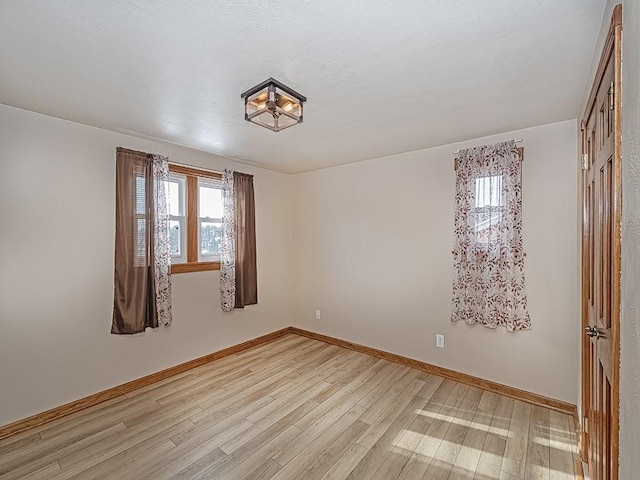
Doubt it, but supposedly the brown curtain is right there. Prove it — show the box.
[112,148,161,334]
[233,172,257,308]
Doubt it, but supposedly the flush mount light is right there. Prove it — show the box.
[241,77,307,132]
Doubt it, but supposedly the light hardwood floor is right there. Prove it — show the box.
[0,334,580,479]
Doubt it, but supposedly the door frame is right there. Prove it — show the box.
[580,4,622,477]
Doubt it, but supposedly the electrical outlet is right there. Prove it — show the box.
[315,310,321,320]
[436,334,445,348]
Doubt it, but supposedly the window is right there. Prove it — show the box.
[167,164,223,273]
[167,174,186,264]
[198,179,223,261]
[474,174,503,238]
[474,174,503,208]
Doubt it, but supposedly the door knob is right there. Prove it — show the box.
[585,325,601,338]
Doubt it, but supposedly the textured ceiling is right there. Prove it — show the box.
[0,0,605,173]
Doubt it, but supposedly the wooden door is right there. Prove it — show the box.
[581,5,621,480]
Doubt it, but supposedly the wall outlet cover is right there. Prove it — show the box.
[436,334,445,348]
[315,309,321,320]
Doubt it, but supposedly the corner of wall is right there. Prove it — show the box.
[288,174,295,328]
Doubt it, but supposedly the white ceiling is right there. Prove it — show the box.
[0,0,605,173]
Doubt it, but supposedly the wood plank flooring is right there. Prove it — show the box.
[0,334,581,479]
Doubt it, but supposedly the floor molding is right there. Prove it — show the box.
[0,325,577,440]
[289,327,577,415]
[1,335,581,479]
[0,327,293,440]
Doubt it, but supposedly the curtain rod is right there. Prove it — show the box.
[453,139,523,155]
[116,149,223,174]
[168,160,222,175]
[118,149,249,177]
[168,160,253,178]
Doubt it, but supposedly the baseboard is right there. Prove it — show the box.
[289,327,576,415]
[0,324,577,440]
[0,327,293,440]
[573,407,588,465]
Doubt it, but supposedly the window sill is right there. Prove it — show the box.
[171,261,220,274]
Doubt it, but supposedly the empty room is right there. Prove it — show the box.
[1,1,639,479]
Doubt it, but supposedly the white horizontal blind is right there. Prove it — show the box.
[134,171,147,267]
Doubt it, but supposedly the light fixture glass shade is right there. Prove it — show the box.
[241,78,306,132]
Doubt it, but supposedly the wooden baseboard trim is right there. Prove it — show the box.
[574,406,588,464]
[0,327,293,440]
[1,325,577,440]
[572,406,584,470]
[289,327,576,415]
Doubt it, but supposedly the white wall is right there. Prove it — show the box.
[0,105,292,427]
[292,120,579,403]
[619,0,640,476]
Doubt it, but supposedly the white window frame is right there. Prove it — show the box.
[167,173,187,265]
[197,178,223,262]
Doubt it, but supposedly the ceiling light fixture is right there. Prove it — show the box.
[241,77,306,132]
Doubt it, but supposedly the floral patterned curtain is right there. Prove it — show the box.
[451,140,531,331]
[152,154,172,327]
[220,169,236,312]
